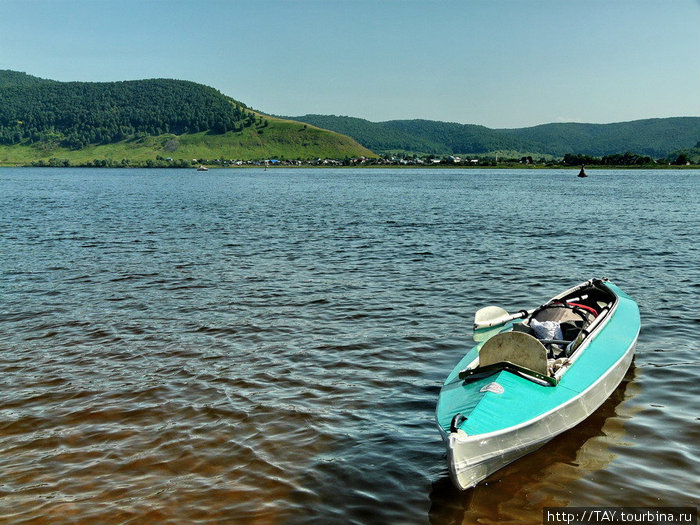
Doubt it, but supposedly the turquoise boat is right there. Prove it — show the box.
[436,279,640,490]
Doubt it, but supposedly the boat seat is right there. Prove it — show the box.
[479,331,549,376]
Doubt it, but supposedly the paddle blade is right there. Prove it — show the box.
[474,306,509,329]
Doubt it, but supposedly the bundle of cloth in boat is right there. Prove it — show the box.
[518,303,596,359]
[530,319,563,341]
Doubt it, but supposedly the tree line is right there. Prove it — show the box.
[0,77,255,149]
[563,152,690,166]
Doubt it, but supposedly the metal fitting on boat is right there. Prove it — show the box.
[450,413,467,433]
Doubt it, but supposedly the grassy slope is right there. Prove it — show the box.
[0,115,376,166]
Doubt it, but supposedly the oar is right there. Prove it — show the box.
[473,306,534,330]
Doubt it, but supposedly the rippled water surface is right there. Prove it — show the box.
[1,168,698,524]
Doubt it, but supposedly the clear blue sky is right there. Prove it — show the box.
[1,0,698,128]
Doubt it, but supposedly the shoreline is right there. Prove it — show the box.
[1,163,698,170]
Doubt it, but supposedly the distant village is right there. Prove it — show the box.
[28,152,693,169]
[191,155,527,168]
[199,151,693,168]
[29,155,509,169]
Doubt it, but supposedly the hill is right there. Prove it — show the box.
[0,70,374,164]
[2,70,696,165]
[503,118,700,157]
[279,115,538,156]
[0,70,57,88]
[284,114,700,158]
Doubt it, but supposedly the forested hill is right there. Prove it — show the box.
[503,118,700,157]
[285,114,700,158]
[2,69,696,163]
[0,70,57,88]
[280,115,537,156]
[0,70,252,149]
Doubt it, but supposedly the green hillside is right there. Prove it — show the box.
[286,114,700,158]
[0,70,57,88]
[0,70,374,164]
[504,118,700,157]
[281,115,537,155]
[0,119,376,166]
[2,69,696,165]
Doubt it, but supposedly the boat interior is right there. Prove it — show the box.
[462,280,618,386]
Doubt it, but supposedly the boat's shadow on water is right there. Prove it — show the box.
[427,364,639,525]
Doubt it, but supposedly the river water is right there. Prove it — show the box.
[1,168,698,524]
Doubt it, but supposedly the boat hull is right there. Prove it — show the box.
[444,338,635,489]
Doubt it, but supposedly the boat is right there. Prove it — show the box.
[197,165,209,171]
[578,165,587,177]
[435,278,639,490]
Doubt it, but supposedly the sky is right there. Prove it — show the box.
[0,0,698,129]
